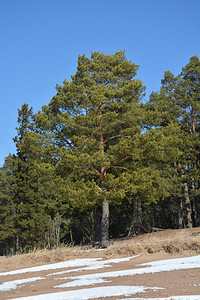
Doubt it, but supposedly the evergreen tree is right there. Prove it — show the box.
[36,51,183,246]
[11,103,34,251]
[36,51,147,247]
[0,166,14,255]
[8,104,59,251]
[176,55,200,227]
[146,55,200,228]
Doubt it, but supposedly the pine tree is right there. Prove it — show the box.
[0,166,14,255]
[36,51,184,246]
[10,104,58,251]
[176,55,200,227]
[146,55,200,228]
[36,51,147,247]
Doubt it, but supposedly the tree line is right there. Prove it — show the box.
[0,51,199,255]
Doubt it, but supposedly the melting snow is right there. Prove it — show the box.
[48,254,140,276]
[9,285,163,300]
[0,276,44,292]
[54,255,200,288]
[55,277,108,288]
[0,258,100,277]
[0,255,139,277]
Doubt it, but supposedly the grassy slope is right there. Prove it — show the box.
[0,227,200,272]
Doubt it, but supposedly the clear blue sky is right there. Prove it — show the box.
[0,0,200,167]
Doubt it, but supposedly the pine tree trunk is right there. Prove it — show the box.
[69,226,74,245]
[177,198,183,229]
[16,233,22,253]
[128,200,142,236]
[135,200,142,230]
[95,206,102,243]
[191,176,198,227]
[192,198,197,227]
[183,182,193,228]
[99,110,109,248]
[101,198,109,248]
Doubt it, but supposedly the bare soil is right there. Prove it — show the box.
[0,227,200,299]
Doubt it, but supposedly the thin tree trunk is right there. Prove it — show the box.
[178,163,193,229]
[128,200,143,236]
[101,197,109,248]
[177,198,183,229]
[69,226,74,245]
[193,176,200,226]
[95,206,102,243]
[183,182,193,228]
[191,176,199,227]
[16,233,22,254]
[98,108,109,248]
[191,104,196,134]
[16,233,19,252]
[53,214,61,248]
[137,200,142,226]
[192,198,197,227]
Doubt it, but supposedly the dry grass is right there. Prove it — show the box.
[105,227,200,257]
[0,245,92,272]
[0,227,200,272]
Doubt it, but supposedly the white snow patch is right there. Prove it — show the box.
[0,255,139,277]
[9,285,163,300]
[105,254,140,264]
[48,255,139,277]
[0,276,44,292]
[138,255,200,268]
[54,277,108,288]
[55,255,200,286]
[0,258,100,277]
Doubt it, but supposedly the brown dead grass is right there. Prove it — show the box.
[0,227,200,272]
[105,227,200,257]
[0,245,91,272]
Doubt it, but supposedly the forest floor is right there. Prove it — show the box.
[0,227,200,299]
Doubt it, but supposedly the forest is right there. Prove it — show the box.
[0,51,199,255]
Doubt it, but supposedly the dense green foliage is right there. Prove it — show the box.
[0,52,199,254]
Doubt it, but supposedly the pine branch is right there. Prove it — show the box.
[89,166,101,178]
[54,126,73,148]
[95,185,103,192]
[112,166,130,171]
[101,150,144,178]
[109,150,144,169]
[103,135,128,144]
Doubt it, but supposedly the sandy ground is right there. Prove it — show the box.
[0,227,200,299]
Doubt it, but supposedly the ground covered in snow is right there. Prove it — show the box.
[0,228,200,299]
